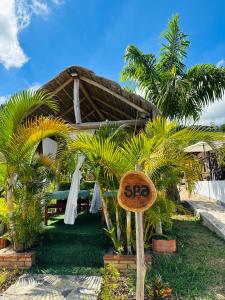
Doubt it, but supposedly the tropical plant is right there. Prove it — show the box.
[0,89,70,248]
[12,155,57,250]
[143,192,176,243]
[146,274,172,299]
[71,117,223,254]
[71,125,129,253]
[98,264,129,300]
[121,15,225,120]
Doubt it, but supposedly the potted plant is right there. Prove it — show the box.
[152,234,176,253]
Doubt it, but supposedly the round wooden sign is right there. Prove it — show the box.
[118,171,157,212]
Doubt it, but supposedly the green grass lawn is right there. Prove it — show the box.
[30,212,225,299]
[30,212,112,275]
[146,215,225,299]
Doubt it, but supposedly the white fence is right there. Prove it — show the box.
[195,180,225,205]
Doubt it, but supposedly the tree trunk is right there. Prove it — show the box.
[166,184,181,203]
[126,211,132,255]
[55,162,61,191]
[115,203,121,241]
[155,207,163,235]
[6,174,17,249]
[155,221,163,235]
[101,198,112,230]
[22,183,27,220]
[6,175,14,214]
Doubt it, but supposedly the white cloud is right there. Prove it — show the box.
[28,81,42,91]
[216,59,225,67]
[0,0,29,69]
[0,95,8,105]
[198,94,225,125]
[0,0,62,69]
[31,0,49,15]
[51,0,64,5]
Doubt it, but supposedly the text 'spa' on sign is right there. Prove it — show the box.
[118,171,157,212]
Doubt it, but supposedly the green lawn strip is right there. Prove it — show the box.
[146,215,225,299]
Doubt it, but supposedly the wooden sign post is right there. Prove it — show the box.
[118,165,157,300]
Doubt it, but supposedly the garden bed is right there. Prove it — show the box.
[104,249,152,272]
[0,247,36,270]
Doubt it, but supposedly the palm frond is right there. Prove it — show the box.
[158,14,190,74]
[9,116,70,163]
[0,90,59,138]
[71,133,123,180]
[185,64,225,108]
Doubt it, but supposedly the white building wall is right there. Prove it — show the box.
[195,181,225,204]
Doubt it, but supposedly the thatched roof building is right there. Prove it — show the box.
[33,66,159,129]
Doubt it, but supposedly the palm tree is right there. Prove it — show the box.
[0,89,70,245]
[70,125,127,252]
[121,15,225,120]
[71,118,223,252]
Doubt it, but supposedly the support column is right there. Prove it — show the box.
[72,73,81,124]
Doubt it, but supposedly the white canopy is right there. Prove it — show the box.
[184,141,225,153]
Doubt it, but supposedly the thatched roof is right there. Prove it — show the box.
[34,66,159,124]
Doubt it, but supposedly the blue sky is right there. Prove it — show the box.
[0,0,225,123]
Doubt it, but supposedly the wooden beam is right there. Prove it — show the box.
[79,81,105,120]
[93,96,133,119]
[80,76,148,114]
[100,109,120,121]
[60,106,74,118]
[71,119,147,130]
[82,110,96,121]
[80,96,86,104]
[73,78,81,123]
[56,79,73,102]
[60,97,86,119]
[52,78,73,95]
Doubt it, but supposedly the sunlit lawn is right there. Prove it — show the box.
[146,214,225,299]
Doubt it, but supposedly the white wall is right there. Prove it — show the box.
[195,181,225,204]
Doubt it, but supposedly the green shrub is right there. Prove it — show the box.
[13,193,44,250]
[99,264,129,300]
[12,157,52,250]
[99,264,121,300]
[146,274,172,299]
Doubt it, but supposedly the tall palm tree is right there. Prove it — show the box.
[0,89,70,243]
[121,15,225,120]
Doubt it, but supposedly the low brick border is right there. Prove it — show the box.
[152,239,176,253]
[0,247,36,269]
[103,249,152,272]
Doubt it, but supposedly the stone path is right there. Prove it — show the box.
[182,194,225,241]
[0,274,101,300]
